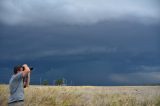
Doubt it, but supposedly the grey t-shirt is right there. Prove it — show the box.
[8,72,24,103]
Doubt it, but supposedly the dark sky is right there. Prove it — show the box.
[0,0,160,85]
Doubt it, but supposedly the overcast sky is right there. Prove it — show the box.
[0,0,160,85]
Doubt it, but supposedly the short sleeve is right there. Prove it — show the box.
[15,72,23,80]
[9,72,23,95]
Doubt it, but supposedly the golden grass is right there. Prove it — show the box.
[0,85,160,106]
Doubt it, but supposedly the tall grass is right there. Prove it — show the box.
[0,85,160,106]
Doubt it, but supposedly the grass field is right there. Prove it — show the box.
[0,85,160,106]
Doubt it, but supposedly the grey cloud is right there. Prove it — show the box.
[134,65,160,72]
[0,46,117,60]
[0,5,160,85]
[109,71,160,84]
[0,0,159,26]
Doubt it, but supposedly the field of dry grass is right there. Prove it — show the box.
[0,84,160,106]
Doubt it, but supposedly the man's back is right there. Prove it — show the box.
[8,72,24,103]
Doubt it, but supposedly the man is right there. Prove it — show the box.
[8,64,30,106]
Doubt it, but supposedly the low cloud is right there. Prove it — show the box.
[0,46,117,60]
[109,71,160,84]
[135,65,160,72]
[0,0,159,26]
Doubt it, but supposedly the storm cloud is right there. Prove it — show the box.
[0,0,160,85]
[0,0,159,26]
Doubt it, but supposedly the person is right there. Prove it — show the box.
[8,64,30,106]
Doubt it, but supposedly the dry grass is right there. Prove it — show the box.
[0,85,160,106]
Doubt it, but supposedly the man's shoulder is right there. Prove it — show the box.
[13,72,23,80]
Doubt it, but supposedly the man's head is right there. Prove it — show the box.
[14,65,23,74]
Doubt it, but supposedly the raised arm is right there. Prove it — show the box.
[22,64,30,77]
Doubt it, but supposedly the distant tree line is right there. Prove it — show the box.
[42,79,65,86]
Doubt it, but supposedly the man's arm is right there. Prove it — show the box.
[22,64,30,77]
